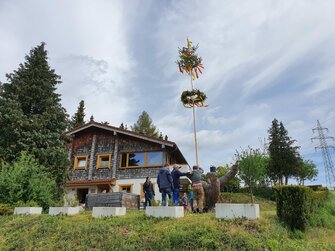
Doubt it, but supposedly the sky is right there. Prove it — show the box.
[1,0,335,186]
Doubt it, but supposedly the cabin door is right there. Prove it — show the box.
[77,188,89,204]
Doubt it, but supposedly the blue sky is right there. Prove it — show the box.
[1,0,335,186]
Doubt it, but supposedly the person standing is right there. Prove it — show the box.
[143,176,155,209]
[189,165,204,213]
[157,164,174,206]
[171,164,188,206]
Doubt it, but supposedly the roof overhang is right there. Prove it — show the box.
[66,122,175,148]
[66,179,116,187]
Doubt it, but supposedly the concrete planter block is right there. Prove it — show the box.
[48,206,80,216]
[215,203,260,220]
[14,207,42,215]
[145,206,184,218]
[92,207,126,218]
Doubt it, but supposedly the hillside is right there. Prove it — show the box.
[0,193,334,250]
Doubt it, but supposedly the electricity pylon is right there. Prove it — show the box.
[311,120,335,189]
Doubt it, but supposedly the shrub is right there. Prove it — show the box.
[0,152,57,209]
[274,185,329,230]
[239,186,276,201]
[0,203,13,215]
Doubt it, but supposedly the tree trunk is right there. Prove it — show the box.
[201,164,239,210]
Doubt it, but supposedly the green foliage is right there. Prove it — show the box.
[268,119,301,185]
[216,165,240,192]
[274,185,329,230]
[131,111,160,137]
[309,191,335,229]
[0,204,13,215]
[239,186,276,201]
[0,43,69,194]
[70,100,85,129]
[294,159,318,185]
[235,147,269,203]
[0,153,57,209]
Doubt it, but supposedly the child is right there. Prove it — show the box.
[181,193,188,212]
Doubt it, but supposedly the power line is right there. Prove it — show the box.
[311,120,335,189]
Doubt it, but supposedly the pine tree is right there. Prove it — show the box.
[131,111,160,137]
[0,42,69,195]
[267,118,301,185]
[70,100,85,129]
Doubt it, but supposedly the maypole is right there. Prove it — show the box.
[177,38,207,167]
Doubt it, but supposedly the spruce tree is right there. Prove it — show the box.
[131,111,160,137]
[267,118,301,185]
[70,100,85,129]
[0,42,69,194]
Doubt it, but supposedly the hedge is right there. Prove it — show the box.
[273,185,328,230]
[239,186,276,201]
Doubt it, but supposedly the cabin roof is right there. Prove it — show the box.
[66,120,188,164]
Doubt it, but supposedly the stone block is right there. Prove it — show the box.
[215,203,260,220]
[14,207,42,215]
[92,207,126,218]
[48,206,80,216]
[145,206,184,218]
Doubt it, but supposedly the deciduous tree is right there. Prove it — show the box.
[295,159,318,185]
[235,147,269,203]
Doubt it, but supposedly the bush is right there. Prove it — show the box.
[239,186,276,201]
[0,152,57,209]
[0,203,13,215]
[274,185,329,230]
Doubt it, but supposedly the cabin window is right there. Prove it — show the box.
[74,156,88,169]
[97,154,112,169]
[128,153,145,167]
[119,151,163,168]
[147,152,163,165]
[119,184,133,193]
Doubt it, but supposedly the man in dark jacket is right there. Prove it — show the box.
[157,164,174,206]
[143,176,155,209]
[171,164,188,206]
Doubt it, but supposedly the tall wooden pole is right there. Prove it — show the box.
[190,75,199,167]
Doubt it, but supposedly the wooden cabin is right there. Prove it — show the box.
[65,120,188,204]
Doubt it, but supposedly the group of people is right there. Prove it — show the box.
[143,164,205,213]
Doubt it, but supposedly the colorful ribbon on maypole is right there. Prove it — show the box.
[177,38,205,81]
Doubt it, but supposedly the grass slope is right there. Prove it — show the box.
[0,193,334,251]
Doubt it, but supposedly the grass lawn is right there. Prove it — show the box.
[0,193,334,250]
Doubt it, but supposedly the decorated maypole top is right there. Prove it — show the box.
[177,38,207,108]
[177,38,207,167]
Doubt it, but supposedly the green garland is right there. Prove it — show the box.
[180,89,207,108]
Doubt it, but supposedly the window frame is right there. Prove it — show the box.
[119,151,163,168]
[118,184,133,193]
[96,154,112,169]
[74,155,88,170]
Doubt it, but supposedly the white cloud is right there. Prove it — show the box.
[1,0,335,184]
